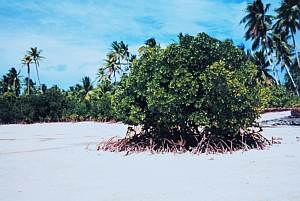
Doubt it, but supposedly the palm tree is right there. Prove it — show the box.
[24,78,36,95]
[251,50,275,84]
[286,56,300,91]
[99,41,131,84]
[111,41,130,70]
[97,67,107,82]
[0,68,21,96]
[274,0,300,70]
[238,43,253,61]
[145,38,157,48]
[27,47,44,86]
[138,38,159,55]
[41,84,47,94]
[7,68,21,96]
[240,0,273,51]
[272,32,299,95]
[119,41,130,69]
[74,84,83,92]
[105,52,121,83]
[0,75,9,94]
[111,41,122,66]
[98,79,113,96]
[240,0,280,85]
[82,76,93,95]
[22,55,33,95]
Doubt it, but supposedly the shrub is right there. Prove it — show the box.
[258,85,300,109]
[100,33,268,154]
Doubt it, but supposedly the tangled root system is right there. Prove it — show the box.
[97,126,271,155]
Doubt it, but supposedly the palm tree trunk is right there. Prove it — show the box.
[114,71,116,84]
[27,64,30,95]
[284,64,299,96]
[275,67,280,85]
[127,57,130,71]
[266,55,279,85]
[13,78,16,96]
[34,60,41,87]
[291,31,300,71]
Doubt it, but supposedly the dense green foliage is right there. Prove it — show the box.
[0,79,115,124]
[64,80,115,121]
[113,33,262,139]
[0,88,67,123]
[264,85,300,108]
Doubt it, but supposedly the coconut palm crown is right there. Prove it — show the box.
[240,0,273,51]
[274,0,300,70]
[27,47,44,86]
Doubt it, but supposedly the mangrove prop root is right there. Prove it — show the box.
[97,128,271,155]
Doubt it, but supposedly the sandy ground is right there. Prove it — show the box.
[1,112,300,201]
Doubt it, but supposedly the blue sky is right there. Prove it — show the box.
[0,0,298,89]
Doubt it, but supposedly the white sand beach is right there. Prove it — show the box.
[1,112,300,201]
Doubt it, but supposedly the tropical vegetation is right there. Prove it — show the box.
[1,0,300,154]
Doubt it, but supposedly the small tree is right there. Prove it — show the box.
[99,33,268,154]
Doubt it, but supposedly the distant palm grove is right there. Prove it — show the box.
[0,0,300,127]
